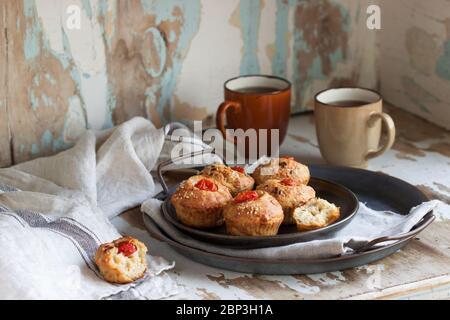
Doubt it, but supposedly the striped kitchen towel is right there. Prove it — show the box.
[0,117,194,300]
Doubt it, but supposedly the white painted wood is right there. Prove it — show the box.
[379,0,450,129]
[347,275,450,300]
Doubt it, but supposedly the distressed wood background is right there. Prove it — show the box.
[379,0,450,131]
[0,0,448,167]
[0,1,10,167]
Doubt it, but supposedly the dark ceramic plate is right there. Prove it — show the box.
[143,164,435,275]
[162,177,359,248]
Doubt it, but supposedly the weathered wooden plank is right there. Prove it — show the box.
[379,0,450,130]
[6,0,80,164]
[1,0,380,164]
[0,0,11,167]
[106,0,205,127]
[347,275,450,300]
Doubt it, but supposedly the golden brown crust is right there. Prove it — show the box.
[293,198,340,231]
[201,164,255,196]
[95,236,148,284]
[171,175,232,228]
[223,190,284,236]
[252,157,310,186]
[256,179,316,225]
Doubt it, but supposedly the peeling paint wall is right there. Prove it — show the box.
[0,0,377,165]
[379,0,450,130]
[0,1,11,167]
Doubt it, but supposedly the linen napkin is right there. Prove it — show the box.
[0,117,204,300]
[142,198,439,260]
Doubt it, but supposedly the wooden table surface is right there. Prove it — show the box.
[113,105,450,300]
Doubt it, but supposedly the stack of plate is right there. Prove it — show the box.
[143,165,434,275]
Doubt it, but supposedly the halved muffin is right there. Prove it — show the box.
[171,175,232,228]
[256,178,316,225]
[293,198,340,231]
[95,236,148,284]
[223,190,284,236]
[201,164,255,196]
[252,157,310,186]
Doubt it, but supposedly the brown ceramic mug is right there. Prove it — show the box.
[314,87,396,168]
[216,75,291,159]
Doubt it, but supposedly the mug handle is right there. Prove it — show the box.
[216,101,241,141]
[366,111,396,160]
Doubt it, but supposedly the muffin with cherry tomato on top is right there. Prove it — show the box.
[171,175,232,228]
[201,164,255,196]
[95,236,148,284]
[224,190,283,236]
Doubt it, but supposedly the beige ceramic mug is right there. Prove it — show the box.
[314,87,396,168]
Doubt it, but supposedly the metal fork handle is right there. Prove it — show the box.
[355,212,435,253]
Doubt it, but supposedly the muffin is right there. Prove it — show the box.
[223,190,284,236]
[252,157,310,186]
[171,175,232,228]
[293,198,340,231]
[257,178,316,225]
[200,164,255,196]
[95,236,148,284]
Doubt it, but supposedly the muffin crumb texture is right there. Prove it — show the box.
[294,198,340,231]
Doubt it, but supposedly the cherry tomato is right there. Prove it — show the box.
[281,178,296,186]
[231,166,245,174]
[234,191,259,204]
[195,179,218,192]
[118,242,137,257]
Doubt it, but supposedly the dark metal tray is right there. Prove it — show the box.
[143,164,434,275]
[162,177,359,248]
